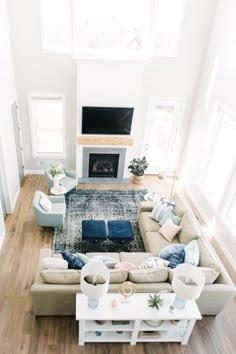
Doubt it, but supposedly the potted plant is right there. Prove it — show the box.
[128,156,149,184]
[144,293,164,327]
[49,163,64,189]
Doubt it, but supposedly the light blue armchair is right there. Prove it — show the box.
[44,168,78,193]
[33,191,66,228]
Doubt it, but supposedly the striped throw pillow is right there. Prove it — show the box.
[150,197,175,223]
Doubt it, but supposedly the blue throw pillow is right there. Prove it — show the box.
[167,249,185,269]
[159,244,185,260]
[62,251,84,269]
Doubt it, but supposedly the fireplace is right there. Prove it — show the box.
[82,147,126,180]
[89,153,119,178]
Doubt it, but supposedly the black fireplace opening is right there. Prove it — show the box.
[89,153,119,178]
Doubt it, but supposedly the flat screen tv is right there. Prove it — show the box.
[82,106,134,135]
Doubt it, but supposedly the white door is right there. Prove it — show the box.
[11,100,24,184]
[142,97,185,174]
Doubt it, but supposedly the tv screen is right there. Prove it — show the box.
[82,106,134,135]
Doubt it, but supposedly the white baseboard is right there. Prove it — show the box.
[12,186,20,212]
[0,229,6,249]
[25,170,44,175]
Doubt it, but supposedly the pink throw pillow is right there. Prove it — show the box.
[158,218,182,242]
[114,262,136,271]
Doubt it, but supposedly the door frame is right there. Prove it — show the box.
[141,96,186,174]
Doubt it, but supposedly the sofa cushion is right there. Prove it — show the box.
[172,193,188,217]
[159,219,182,242]
[109,269,128,283]
[197,238,221,270]
[177,211,201,244]
[120,252,153,266]
[139,212,160,233]
[143,232,179,255]
[128,268,169,283]
[169,267,220,284]
[184,240,199,266]
[40,269,81,284]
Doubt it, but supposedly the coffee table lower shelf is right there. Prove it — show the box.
[76,293,201,346]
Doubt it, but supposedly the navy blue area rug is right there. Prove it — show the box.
[52,189,148,253]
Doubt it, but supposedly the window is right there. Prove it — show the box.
[28,94,66,158]
[201,103,236,233]
[40,0,186,58]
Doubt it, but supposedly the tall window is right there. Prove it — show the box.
[28,94,66,158]
[40,0,186,58]
[201,103,236,233]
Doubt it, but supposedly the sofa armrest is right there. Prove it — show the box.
[138,201,155,219]
[64,168,77,179]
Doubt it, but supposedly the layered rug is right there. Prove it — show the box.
[52,189,148,253]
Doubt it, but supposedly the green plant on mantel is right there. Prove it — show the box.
[147,293,164,310]
[49,163,63,178]
[128,156,149,176]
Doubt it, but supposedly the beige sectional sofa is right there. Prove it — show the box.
[31,193,235,316]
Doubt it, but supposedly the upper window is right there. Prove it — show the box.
[201,103,236,234]
[40,0,185,58]
[28,94,66,158]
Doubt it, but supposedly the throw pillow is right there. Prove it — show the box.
[57,170,66,181]
[39,194,52,212]
[138,257,170,269]
[62,251,84,270]
[40,269,81,284]
[167,249,185,269]
[75,252,90,264]
[91,255,118,269]
[177,211,201,244]
[42,257,68,269]
[150,197,175,223]
[159,209,182,226]
[114,262,136,271]
[159,243,185,259]
[184,240,200,266]
[158,218,182,242]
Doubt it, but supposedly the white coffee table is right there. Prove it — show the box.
[76,293,201,346]
[50,186,66,195]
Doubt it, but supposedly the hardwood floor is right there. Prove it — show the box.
[0,175,235,354]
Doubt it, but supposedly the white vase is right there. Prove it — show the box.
[54,176,59,190]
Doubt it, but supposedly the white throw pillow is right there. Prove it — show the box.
[42,257,68,269]
[138,257,170,269]
[91,255,118,269]
[57,170,66,181]
[184,240,200,266]
[39,194,52,212]
[150,198,175,223]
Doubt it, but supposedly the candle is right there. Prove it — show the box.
[111,299,117,308]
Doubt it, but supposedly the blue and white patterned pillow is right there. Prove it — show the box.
[150,197,175,223]
[167,249,185,269]
[62,251,84,269]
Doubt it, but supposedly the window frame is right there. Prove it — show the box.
[40,0,186,58]
[28,93,66,159]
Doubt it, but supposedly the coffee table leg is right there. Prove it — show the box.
[78,319,85,345]
[181,319,196,345]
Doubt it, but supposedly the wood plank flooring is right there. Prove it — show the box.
[0,174,235,354]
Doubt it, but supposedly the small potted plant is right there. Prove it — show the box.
[49,163,64,189]
[144,293,164,327]
[128,156,149,184]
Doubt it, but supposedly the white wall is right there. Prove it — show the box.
[0,0,20,215]
[181,0,236,265]
[76,0,217,177]
[7,0,77,172]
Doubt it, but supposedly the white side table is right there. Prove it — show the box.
[50,186,66,195]
[76,293,201,346]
